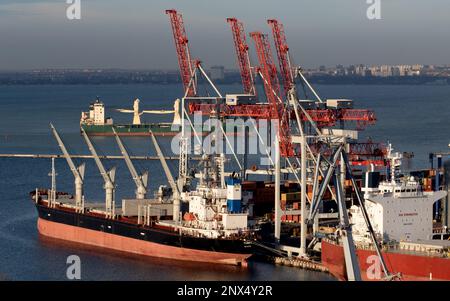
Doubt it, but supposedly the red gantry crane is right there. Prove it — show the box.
[267,19,377,129]
[227,17,256,96]
[166,9,197,97]
[250,31,294,157]
[267,19,294,97]
[169,13,383,163]
[266,19,383,164]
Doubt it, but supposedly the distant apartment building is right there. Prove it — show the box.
[210,66,225,80]
[335,64,346,76]
[380,65,392,77]
[355,64,367,76]
[391,66,401,76]
[294,63,430,78]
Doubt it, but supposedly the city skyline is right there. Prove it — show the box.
[0,1,449,70]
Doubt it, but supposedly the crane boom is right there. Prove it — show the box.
[227,17,255,95]
[250,32,293,157]
[267,19,294,96]
[166,9,196,97]
[149,130,181,222]
[81,128,116,218]
[50,123,84,182]
[50,123,85,209]
[81,128,113,185]
[112,128,147,199]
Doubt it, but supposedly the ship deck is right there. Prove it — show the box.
[46,195,125,215]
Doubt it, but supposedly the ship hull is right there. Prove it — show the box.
[321,239,450,281]
[35,203,252,266]
[81,124,249,137]
[81,124,180,136]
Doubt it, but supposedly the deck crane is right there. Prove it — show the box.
[227,17,256,95]
[50,124,85,212]
[250,31,294,157]
[166,9,197,97]
[149,130,181,222]
[112,128,148,200]
[81,128,116,218]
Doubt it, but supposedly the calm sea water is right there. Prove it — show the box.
[0,83,449,280]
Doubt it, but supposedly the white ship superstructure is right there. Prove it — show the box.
[80,98,111,125]
[351,144,447,243]
[159,154,251,239]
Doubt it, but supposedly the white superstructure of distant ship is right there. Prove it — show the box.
[350,144,447,243]
[80,97,181,126]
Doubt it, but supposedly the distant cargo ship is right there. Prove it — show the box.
[80,98,182,136]
[80,97,254,137]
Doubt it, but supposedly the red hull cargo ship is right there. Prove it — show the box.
[322,239,450,281]
[32,126,258,266]
[321,146,450,281]
[33,190,252,266]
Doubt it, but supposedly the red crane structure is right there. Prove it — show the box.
[187,18,376,133]
[267,19,294,97]
[166,9,196,97]
[227,18,256,95]
[250,31,293,157]
[267,19,377,129]
[164,12,383,164]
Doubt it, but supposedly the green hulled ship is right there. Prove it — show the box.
[80,123,179,136]
[80,98,182,136]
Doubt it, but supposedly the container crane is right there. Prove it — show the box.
[112,128,148,200]
[50,124,85,212]
[266,19,383,166]
[267,19,377,129]
[166,9,197,97]
[250,31,293,157]
[81,128,116,218]
[227,17,256,95]
[267,19,294,98]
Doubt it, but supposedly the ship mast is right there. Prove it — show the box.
[48,157,57,208]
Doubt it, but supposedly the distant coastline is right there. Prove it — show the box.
[0,70,448,86]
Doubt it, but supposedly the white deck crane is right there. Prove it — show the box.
[50,123,85,212]
[81,128,116,218]
[112,128,148,199]
[149,130,181,222]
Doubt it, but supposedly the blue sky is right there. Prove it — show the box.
[0,0,449,69]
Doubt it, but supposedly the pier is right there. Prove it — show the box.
[0,154,201,161]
